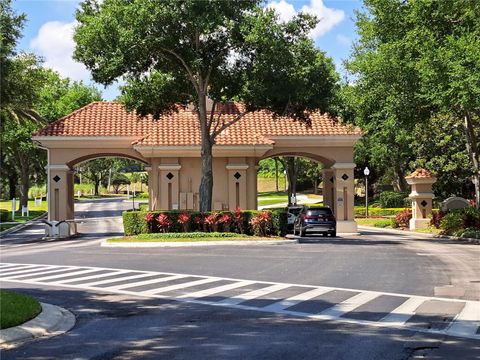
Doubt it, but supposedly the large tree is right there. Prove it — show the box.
[74,0,339,211]
[345,0,480,206]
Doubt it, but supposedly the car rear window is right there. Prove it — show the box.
[307,208,332,216]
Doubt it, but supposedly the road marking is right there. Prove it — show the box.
[0,265,55,277]
[143,277,221,296]
[447,301,480,337]
[261,287,332,312]
[320,291,380,318]
[78,272,158,287]
[380,296,427,326]
[1,261,479,341]
[55,270,130,284]
[1,267,73,279]
[177,280,255,300]
[26,268,101,282]
[217,284,291,306]
[106,274,187,291]
[0,264,39,273]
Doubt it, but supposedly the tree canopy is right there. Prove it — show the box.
[74,0,339,210]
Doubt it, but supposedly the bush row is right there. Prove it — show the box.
[123,209,288,237]
[354,207,407,217]
[432,207,480,237]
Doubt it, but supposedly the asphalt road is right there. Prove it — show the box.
[1,198,479,359]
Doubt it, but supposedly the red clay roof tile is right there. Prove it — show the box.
[34,101,361,146]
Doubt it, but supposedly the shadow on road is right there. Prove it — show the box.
[2,286,479,360]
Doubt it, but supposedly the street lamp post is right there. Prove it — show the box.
[283,169,287,192]
[364,167,370,218]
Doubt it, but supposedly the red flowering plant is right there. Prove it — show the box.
[177,212,190,232]
[233,207,244,233]
[194,214,206,232]
[145,212,155,232]
[205,212,220,232]
[394,209,412,228]
[249,211,272,237]
[156,213,172,233]
[218,213,232,232]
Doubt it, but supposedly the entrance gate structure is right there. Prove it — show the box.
[33,101,362,234]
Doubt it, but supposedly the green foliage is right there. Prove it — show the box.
[354,207,407,217]
[373,219,392,228]
[378,191,409,208]
[0,209,10,222]
[440,211,466,235]
[74,0,339,211]
[123,209,288,237]
[456,228,480,239]
[135,232,249,239]
[394,209,412,228]
[344,0,480,202]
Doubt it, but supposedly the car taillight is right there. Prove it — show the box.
[304,215,317,219]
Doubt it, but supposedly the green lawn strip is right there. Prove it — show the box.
[0,200,48,213]
[0,290,42,329]
[0,210,47,232]
[356,218,393,228]
[107,232,283,243]
[258,198,288,206]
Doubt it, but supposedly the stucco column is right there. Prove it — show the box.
[46,165,74,221]
[158,163,181,210]
[332,163,357,233]
[146,159,160,211]
[226,163,248,210]
[246,158,258,210]
[322,168,335,209]
[406,169,437,230]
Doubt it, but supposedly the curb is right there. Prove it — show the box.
[358,225,480,244]
[0,213,47,236]
[101,239,297,247]
[0,302,75,349]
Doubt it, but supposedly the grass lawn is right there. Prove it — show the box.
[0,290,42,329]
[0,200,48,232]
[108,232,283,243]
[356,218,393,228]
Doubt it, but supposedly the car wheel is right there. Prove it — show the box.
[331,231,336,237]
[300,229,306,237]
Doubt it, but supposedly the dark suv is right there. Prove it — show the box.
[293,206,336,237]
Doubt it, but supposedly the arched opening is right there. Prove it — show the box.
[71,156,148,237]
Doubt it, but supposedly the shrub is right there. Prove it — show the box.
[249,211,273,236]
[430,210,446,229]
[205,212,221,232]
[373,219,392,228]
[440,208,480,235]
[456,227,480,239]
[0,209,10,222]
[123,211,149,236]
[122,209,288,236]
[177,212,190,232]
[156,214,172,233]
[378,191,409,208]
[394,209,412,228]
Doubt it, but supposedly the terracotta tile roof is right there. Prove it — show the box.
[406,168,435,179]
[34,101,361,146]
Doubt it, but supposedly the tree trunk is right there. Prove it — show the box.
[19,164,29,210]
[274,158,279,192]
[286,157,297,206]
[198,93,214,212]
[392,166,407,192]
[464,112,480,209]
[314,178,318,195]
[94,181,100,196]
[8,173,17,200]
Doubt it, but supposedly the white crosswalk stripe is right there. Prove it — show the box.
[217,284,291,306]
[380,296,427,326]
[1,262,479,341]
[319,291,380,318]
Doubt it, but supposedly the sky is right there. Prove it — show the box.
[13,0,363,100]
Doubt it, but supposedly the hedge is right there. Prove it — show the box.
[123,209,288,237]
[354,207,407,217]
[378,191,410,208]
[0,209,10,222]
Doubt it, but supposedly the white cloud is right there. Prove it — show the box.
[336,34,351,46]
[30,21,91,82]
[267,0,345,39]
